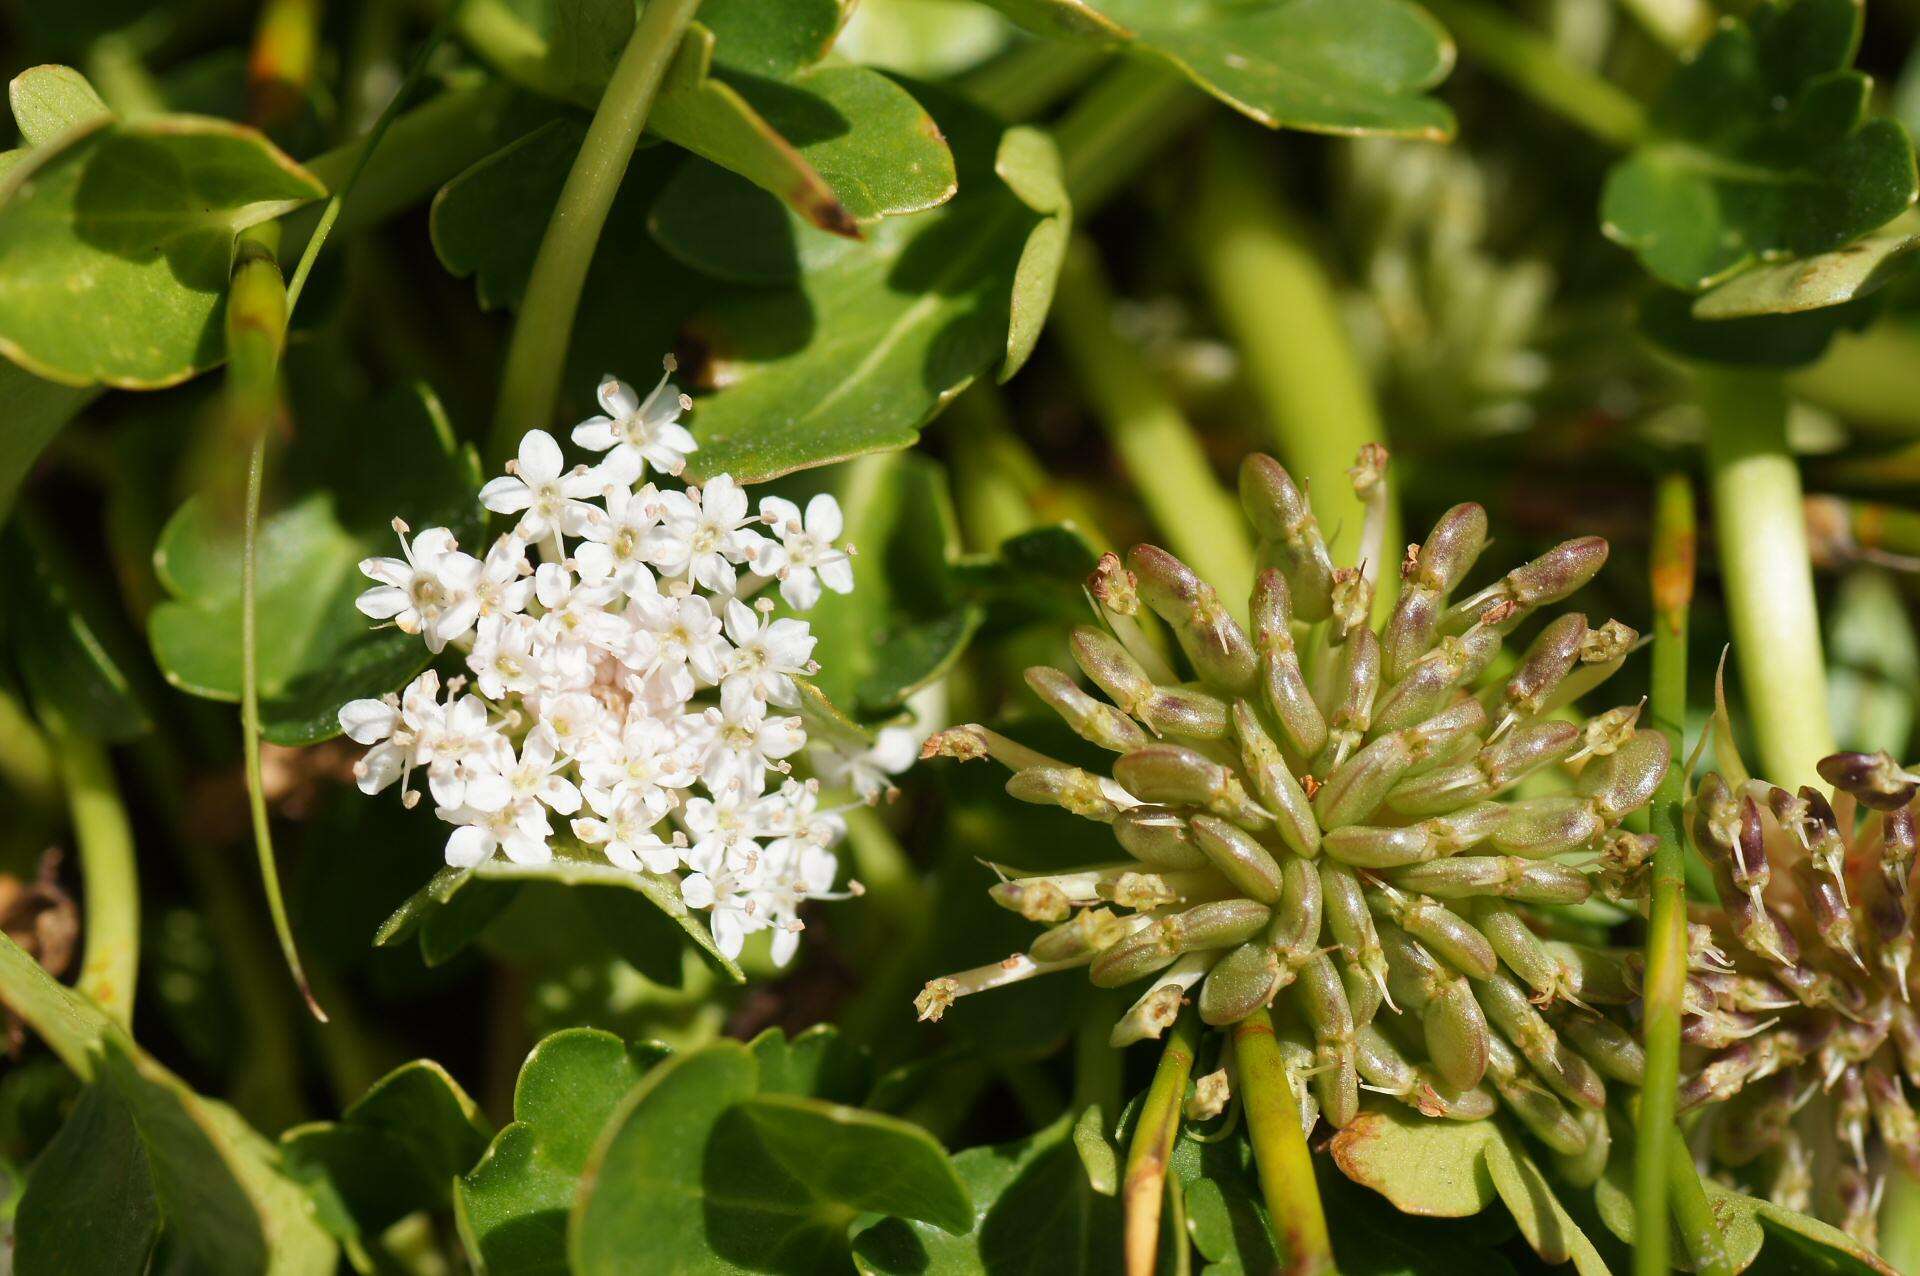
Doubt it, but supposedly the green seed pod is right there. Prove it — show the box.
[1312,627,1381,772]
[1297,950,1355,1041]
[1167,899,1273,951]
[1069,625,1153,714]
[1559,1011,1646,1085]
[1090,922,1180,987]
[1492,1072,1589,1157]
[1024,667,1149,753]
[1139,686,1232,741]
[1323,822,1437,868]
[1114,745,1272,832]
[1128,544,1257,693]
[1368,890,1497,980]
[1270,854,1324,967]
[1551,1108,1612,1189]
[1315,730,1417,829]
[1411,1073,1500,1121]
[1381,587,1443,687]
[1111,806,1211,870]
[1424,975,1491,1091]
[1315,1037,1361,1130]
[1475,972,1606,1109]
[1492,796,1603,858]
[1354,1023,1419,1094]
[1574,729,1671,822]
[1190,814,1285,904]
[1343,957,1383,1028]
[1387,856,1592,905]
[1485,720,1582,786]
[1029,908,1132,962]
[1373,627,1503,735]
[1383,503,1488,679]
[1231,702,1320,858]
[1007,765,1128,823]
[1474,898,1563,1001]
[1240,455,1334,621]
[1443,536,1608,634]
[1250,571,1329,760]
[1198,940,1282,1025]
[1485,612,1587,722]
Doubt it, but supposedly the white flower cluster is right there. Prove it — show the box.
[338,363,908,963]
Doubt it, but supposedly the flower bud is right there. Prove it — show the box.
[1190,814,1284,904]
[1024,667,1149,753]
[1198,940,1282,1025]
[1128,544,1257,693]
[1817,750,1918,810]
[1029,908,1131,962]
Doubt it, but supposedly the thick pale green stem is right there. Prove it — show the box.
[1051,237,1256,600]
[1054,62,1207,216]
[1703,371,1835,789]
[958,41,1107,121]
[60,733,138,1030]
[1418,0,1648,148]
[489,0,704,465]
[945,385,1110,554]
[0,688,61,814]
[1124,1011,1200,1276]
[1186,127,1397,601]
[1233,1008,1333,1276]
[1666,1133,1734,1276]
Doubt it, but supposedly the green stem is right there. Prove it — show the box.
[1702,371,1835,789]
[1637,472,1716,1276]
[83,32,168,115]
[488,0,704,466]
[0,688,61,815]
[231,221,326,1022]
[944,385,1110,553]
[1617,0,1716,53]
[60,732,138,1030]
[1666,1130,1734,1276]
[1054,62,1208,215]
[1186,126,1399,596]
[1050,236,1257,600]
[1073,990,1122,1118]
[1419,0,1648,148]
[1790,323,1920,441]
[1124,1011,1200,1276]
[246,0,323,135]
[1232,1008,1333,1276]
[958,41,1108,121]
[1882,1164,1920,1273]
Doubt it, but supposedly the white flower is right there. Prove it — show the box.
[479,430,604,542]
[691,680,805,796]
[679,782,763,875]
[339,693,410,794]
[496,725,582,815]
[571,363,697,479]
[722,599,815,707]
[649,476,766,593]
[475,534,535,619]
[628,592,728,686]
[680,867,762,959]
[811,725,919,803]
[755,494,853,611]
[355,522,484,653]
[467,613,544,702]
[573,794,678,874]
[576,709,696,819]
[440,796,552,867]
[533,562,624,652]
[410,682,510,810]
[575,482,663,599]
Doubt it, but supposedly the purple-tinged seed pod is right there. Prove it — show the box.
[1484,720,1582,788]
[1491,796,1603,859]
[1315,730,1418,829]
[1029,908,1132,962]
[1868,1066,1920,1175]
[1679,1041,1755,1112]
[1817,750,1919,810]
[1550,942,1635,1005]
[1250,571,1329,759]
[1270,854,1323,967]
[1139,686,1231,741]
[1069,625,1153,713]
[1197,941,1282,1026]
[1727,794,1768,892]
[1683,1008,1772,1050]
[1799,784,1840,837]
[1559,1012,1645,1085]
[1113,745,1272,831]
[1429,802,1506,852]
[1367,889,1497,980]
[1239,455,1335,621]
[1374,628,1504,736]
[1167,898,1273,951]
[1575,730,1672,823]
[1475,972,1606,1110]
[1112,806,1210,870]
[1837,1164,1879,1243]
[1024,667,1149,753]
[1415,503,1490,594]
[1836,1065,1870,1165]
[1892,1002,1920,1088]
[1090,922,1180,987]
[1007,765,1126,822]
[1230,702,1319,858]
[1382,761,1490,818]
[1442,537,1609,635]
[1128,544,1258,693]
[1790,859,1863,968]
[1883,806,1917,898]
[1381,588,1442,686]
[1486,613,1587,721]
[1720,887,1798,966]
[1190,815,1285,904]
[1711,1072,1794,1167]
[1405,698,1488,760]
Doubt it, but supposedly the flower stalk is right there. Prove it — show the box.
[1186,126,1399,600]
[1233,1007,1333,1276]
[61,731,138,1029]
[1124,1009,1201,1276]
[488,0,704,467]
[1703,370,1836,789]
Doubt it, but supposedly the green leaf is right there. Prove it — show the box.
[14,1078,161,1273]
[0,355,98,526]
[648,157,861,285]
[573,1041,972,1273]
[1601,0,1919,291]
[682,94,1068,482]
[1072,1104,1119,1196]
[431,117,592,312]
[458,1028,671,1276]
[1693,230,1920,318]
[1639,287,1880,367]
[281,1060,493,1242]
[1328,1104,1500,1217]
[9,65,109,145]
[698,0,849,78]
[146,383,482,745]
[851,1116,1121,1275]
[375,837,746,982]
[1480,1133,1607,1275]
[0,115,323,388]
[0,937,336,1275]
[981,0,1457,139]
[995,125,1070,380]
[749,1025,873,1105]
[6,515,152,740]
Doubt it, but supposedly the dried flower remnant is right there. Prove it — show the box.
[1676,753,1920,1248]
[338,360,880,964]
[917,448,1663,1156]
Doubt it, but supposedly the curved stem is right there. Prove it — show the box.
[1703,371,1835,789]
[957,41,1107,122]
[1124,1011,1201,1276]
[488,0,704,466]
[1053,61,1208,216]
[1185,126,1399,612]
[1232,1007,1333,1276]
[61,732,138,1030]
[1419,0,1648,148]
[1050,236,1257,601]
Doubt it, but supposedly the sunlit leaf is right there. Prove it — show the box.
[1693,231,1920,318]
[1328,1104,1499,1217]
[9,64,109,145]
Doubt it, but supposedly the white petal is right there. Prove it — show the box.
[338,699,397,745]
[445,825,492,867]
[359,556,412,588]
[804,493,844,542]
[517,429,564,482]
[817,556,855,595]
[598,376,639,417]
[355,585,411,620]
[479,476,533,514]
[778,571,822,613]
